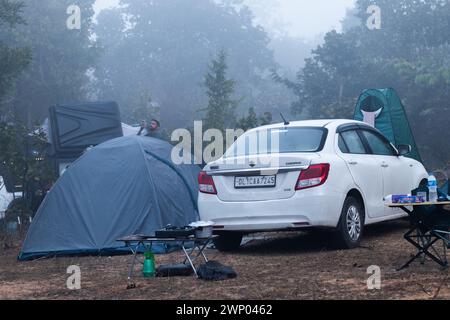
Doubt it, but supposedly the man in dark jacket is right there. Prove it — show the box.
[137,119,162,139]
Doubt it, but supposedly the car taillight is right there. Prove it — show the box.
[295,164,330,191]
[198,171,217,195]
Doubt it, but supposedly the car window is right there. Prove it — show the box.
[338,135,349,153]
[361,130,397,156]
[340,130,367,154]
[224,127,326,157]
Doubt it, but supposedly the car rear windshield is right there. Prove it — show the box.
[225,127,327,157]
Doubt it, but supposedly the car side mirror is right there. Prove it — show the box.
[397,144,412,156]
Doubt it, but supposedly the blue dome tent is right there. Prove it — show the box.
[19,136,200,261]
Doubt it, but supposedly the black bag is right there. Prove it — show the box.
[197,261,237,281]
[156,264,194,277]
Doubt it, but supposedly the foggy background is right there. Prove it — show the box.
[1,0,449,169]
[94,0,357,71]
[95,0,357,38]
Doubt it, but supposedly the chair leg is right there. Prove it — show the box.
[397,251,426,271]
[398,227,424,270]
[421,237,448,267]
[431,230,450,267]
[400,227,449,270]
[418,229,429,265]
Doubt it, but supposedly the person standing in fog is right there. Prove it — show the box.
[147,119,162,139]
[137,120,149,136]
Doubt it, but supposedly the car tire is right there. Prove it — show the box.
[213,233,243,252]
[334,196,364,249]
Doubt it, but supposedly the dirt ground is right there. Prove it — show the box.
[0,219,449,300]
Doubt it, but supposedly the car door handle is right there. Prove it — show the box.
[381,164,389,168]
[348,161,358,165]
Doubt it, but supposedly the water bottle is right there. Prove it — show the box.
[428,175,438,203]
[143,251,156,278]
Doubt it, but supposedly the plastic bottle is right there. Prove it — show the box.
[143,251,156,278]
[428,175,438,203]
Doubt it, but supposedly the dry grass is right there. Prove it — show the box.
[0,219,449,300]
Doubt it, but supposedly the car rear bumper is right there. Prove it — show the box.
[198,188,344,231]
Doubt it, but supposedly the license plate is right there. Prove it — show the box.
[234,175,276,189]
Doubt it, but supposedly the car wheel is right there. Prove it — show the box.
[213,233,243,252]
[334,196,364,249]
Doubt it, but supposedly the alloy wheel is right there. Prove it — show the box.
[346,205,361,241]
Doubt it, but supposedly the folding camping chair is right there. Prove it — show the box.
[387,182,450,270]
[398,206,450,270]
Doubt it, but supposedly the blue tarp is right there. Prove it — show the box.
[19,136,200,260]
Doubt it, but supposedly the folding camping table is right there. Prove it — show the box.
[117,234,217,289]
[388,202,450,271]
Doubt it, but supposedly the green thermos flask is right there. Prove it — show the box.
[143,251,155,278]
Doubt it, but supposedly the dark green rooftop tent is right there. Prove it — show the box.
[354,88,422,163]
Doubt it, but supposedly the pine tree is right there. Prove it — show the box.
[0,0,30,110]
[259,111,273,126]
[237,107,258,131]
[201,50,238,133]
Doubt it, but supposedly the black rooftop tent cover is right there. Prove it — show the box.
[48,101,124,157]
[354,88,422,163]
[19,136,200,261]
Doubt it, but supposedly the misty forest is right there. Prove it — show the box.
[3,0,450,302]
[1,0,450,184]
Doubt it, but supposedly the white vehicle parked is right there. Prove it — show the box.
[198,119,428,251]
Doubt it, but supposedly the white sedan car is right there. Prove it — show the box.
[198,119,428,251]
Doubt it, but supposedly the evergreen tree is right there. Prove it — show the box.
[3,0,98,124]
[259,111,273,126]
[201,50,238,132]
[95,0,288,130]
[237,107,258,131]
[274,0,450,168]
[0,0,30,113]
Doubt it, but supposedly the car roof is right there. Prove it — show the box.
[249,119,366,131]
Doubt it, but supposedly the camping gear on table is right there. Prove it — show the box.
[197,261,237,281]
[384,194,426,204]
[189,221,215,239]
[18,136,200,261]
[154,225,195,238]
[117,234,218,289]
[354,88,422,163]
[428,175,438,203]
[412,178,450,203]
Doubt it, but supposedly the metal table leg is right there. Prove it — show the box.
[197,240,211,263]
[183,240,210,265]
[183,243,197,264]
[126,241,156,288]
[126,242,140,289]
[181,239,213,277]
[181,244,198,277]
